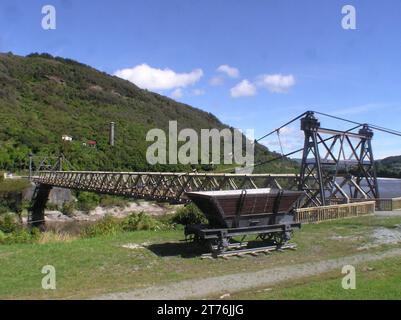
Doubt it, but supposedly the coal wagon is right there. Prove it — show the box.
[185,188,304,256]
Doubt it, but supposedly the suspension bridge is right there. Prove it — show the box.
[27,110,401,229]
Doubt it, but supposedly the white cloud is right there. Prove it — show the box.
[192,89,205,96]
[171,88,183,99]
[209,76,224,86]
[217,64,240,78]
[230,80,257,98]
[114,64,203,90]
[257,74,295,93]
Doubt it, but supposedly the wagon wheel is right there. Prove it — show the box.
[209,237,230,254]
[192,234,202,243]
[259,233,275,242]
[272,233,287,247]
[185,234,194,242]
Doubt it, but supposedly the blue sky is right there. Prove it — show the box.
[1,0,401,159]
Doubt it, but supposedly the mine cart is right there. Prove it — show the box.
[185,188,304,256]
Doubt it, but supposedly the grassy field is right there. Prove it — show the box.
[0,215,400,299]
[221,257,401,300]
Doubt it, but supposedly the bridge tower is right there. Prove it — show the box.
[28,184,52,231]
[299,111,379,207]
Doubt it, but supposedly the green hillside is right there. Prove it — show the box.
[0,52,297,173]
[377,156,401,178]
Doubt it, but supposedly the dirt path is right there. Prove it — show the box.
[92,248,401,300]
[375,211,401,217]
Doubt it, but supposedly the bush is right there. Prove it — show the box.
[99,195,128,208]
[0,203,10,214]
[0,230,5,243]
[60,201,75,217]
[0,213,21,233]
[76,192,100,212]
[0,227,40,245]
[0,179,26,214]
[122,212,163,231]
[81,215,122,238]
[81,211,173,238]
[171,203,208,226]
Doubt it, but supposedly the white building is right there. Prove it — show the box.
[62,135,73,142]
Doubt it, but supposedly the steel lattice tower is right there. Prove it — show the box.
[299,112,379,207]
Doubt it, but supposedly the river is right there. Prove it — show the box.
[376,178,401,198]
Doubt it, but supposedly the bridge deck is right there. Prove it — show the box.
[31,171,299,203]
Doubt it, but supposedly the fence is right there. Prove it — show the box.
[295,201,376,224]
[348,198,401,211]
[327,197,401,211]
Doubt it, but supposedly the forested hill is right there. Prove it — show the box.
[377,156,401,178]
[0,52,297,173]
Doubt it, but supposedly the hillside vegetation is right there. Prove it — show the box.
[377,156,401,178]
[0,52,296,173]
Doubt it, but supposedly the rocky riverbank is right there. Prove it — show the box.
[23,200,179,224]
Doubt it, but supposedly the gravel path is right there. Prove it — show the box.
[92,248,401,300]
[375,211,401,217]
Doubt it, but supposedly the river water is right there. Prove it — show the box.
[333,177,401,198]
[376,178,401,198]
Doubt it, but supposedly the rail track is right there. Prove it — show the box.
[201,243,297,259]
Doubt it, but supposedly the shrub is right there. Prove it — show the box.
[0,203,9,214]
[122,212,163,231]
[99,195,128,208]
[60,201,75,217]
[0,213,21,233]
[171,203,208,226]
[81,215,122,238]
[76,192,100,212]
[0,180,25,214]
[0,227,40,245]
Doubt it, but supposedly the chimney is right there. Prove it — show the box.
[109,122,115,146]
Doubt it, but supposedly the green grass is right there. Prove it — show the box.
[0,215,400,299]
[223,257,401,300]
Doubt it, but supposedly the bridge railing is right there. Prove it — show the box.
[294,201,376,224]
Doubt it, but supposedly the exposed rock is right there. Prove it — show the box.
[23,184,74,206]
